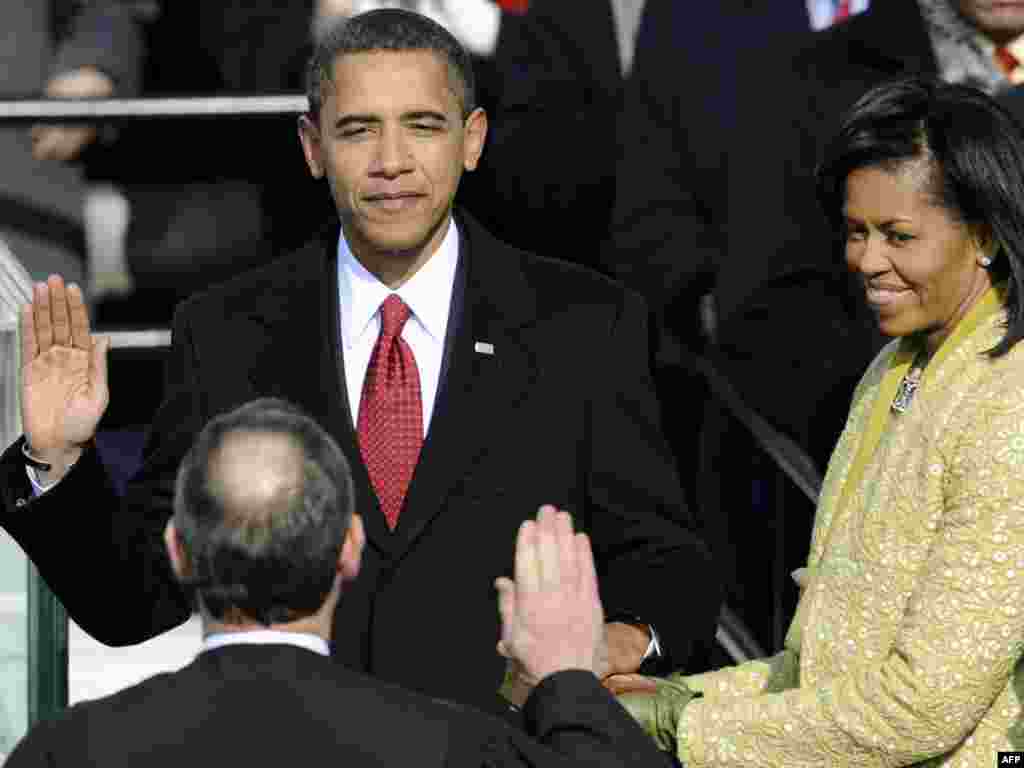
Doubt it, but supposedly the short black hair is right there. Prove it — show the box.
[173,399,354,625]
[306,8,477,120]
[816,77,1024,357]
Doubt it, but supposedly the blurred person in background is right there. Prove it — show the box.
[606,76,1024,768]
[1,3,86,291]
[31,1,319,323]
[598,0,812,654]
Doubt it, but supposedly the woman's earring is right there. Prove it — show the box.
[979,253,994,267]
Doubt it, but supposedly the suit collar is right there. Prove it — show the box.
[203,630,329,656]
[191,641,342,681]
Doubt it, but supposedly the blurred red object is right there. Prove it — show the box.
[495,0,529,13]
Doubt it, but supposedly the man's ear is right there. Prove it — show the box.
[164,521,191,581]
[462,107,488,172]
[338,513,365,583]
[298,115,326,179]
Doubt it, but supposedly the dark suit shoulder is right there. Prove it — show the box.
[519,248,640,310]
[460,208,645,329]
[469,213,638,303]
[172,231,332,324]
[27,647,459,767]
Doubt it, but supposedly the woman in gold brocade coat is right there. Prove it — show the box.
[609,78,1024,767]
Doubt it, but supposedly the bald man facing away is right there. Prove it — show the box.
[5,399,673,768]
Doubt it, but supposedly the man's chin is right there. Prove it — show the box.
[357,214,449,254]
[364,233,434,256]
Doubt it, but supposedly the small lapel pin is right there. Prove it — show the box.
[474,341,495,355]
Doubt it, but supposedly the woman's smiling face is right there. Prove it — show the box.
[843,161,993,353]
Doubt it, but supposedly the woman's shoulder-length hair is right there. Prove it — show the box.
[815,76,1024,357]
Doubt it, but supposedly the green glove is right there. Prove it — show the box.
[617,676,698,753]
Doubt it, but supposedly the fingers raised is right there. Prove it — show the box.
[33,281,53,354]
[20,304,38,364]
[495,576,516,621]
[576,532,602,616]
[67,283,91,349]
[536,505,562,588]
[554,509,577,593]
[48,275,70,347]
[514,519,540,594]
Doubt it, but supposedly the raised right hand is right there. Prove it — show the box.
[20,276,110,480]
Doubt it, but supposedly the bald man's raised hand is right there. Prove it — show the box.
[20,275,110,482]
[495,506,605,684]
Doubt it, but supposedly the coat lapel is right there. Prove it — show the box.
[241,227,391,553]
[388,213,540,556]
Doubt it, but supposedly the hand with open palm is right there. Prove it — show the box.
[20,275,110,482]
[495,506,606,684]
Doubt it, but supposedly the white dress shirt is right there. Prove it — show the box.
[202,629,329,656]
[338,217,460,437]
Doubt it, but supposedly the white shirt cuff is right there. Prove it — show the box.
[641,624,661,662]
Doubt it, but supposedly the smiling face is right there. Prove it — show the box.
[299,49,487,285]
[843,162,994,354]
[958,0,1024,44]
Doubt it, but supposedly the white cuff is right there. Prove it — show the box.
[641,624,661,662]
[25,465,59,496]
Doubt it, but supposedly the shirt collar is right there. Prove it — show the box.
[338,216,460,349]
[202,630,330,656]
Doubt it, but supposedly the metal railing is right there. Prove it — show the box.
[0,95,308,123]
[659,325,824,659]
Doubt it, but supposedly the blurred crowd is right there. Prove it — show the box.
[8,0,1024,655]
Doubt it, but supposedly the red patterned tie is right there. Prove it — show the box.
[996,46,1020,79]
[357,294,423,530]
[834,0,851,21]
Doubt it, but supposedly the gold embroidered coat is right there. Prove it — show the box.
[676,295,1024,767]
